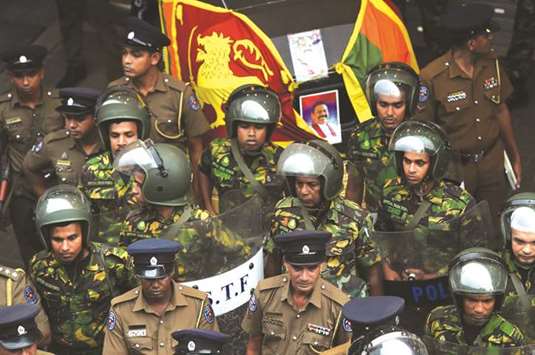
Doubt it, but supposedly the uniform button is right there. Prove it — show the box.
[314,341,319,345]
[47,91,52,96]
[321,284,325,290]
[455,107,460,111]
[135,290,139,294]
[270,331,274,335]
[477,136,482,141]
[135,344,140,348]
[167,120,172,123]
[160,342,165,347]
[475,118,480,122]
[61,177,66,182]
[445,62,450,66]
[178,286,183,290]
[296,314,300,319]
[125,77,130,81]
[160,320,164,324]
[164,78,169,83]
[292,336,297,341]
[32,113,37,117]
[474,100,478,104]
[282,277,287,282]
[7,93,12,98]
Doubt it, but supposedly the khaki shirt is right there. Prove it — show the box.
[320,342,350,355]
[242,274,351,355]
[103,280,218,355]
[108,73,210,146]
[0,265,51,341]
[23,129,102,187]
[416,50,513,153]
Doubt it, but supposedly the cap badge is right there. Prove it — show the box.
[302,245,310,254]
[67,97,74,106]
[17,325,27,336]
[19,55,28,63]
[187,341,196,351]
[128,31,135,40]
[150,256,158,266]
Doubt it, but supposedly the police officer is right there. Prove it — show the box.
[320,296,406,354]
[199,84,284,214]
[29,185,136,355]
[0,265,50,347]
[172,329,230,355]
[416,2,522,221]
[0,45,63,266]
[242,230,351,355]
[78,87,150,245]
[103,238,218,354]
[24,87,102,196]
[265,140,382,297]
[0,304,54,355]
[114,140,251,280]
[346,62,419,211]
[425,248,525,348]
[108,17,210,196]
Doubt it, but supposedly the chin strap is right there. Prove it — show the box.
[230,138,268,199]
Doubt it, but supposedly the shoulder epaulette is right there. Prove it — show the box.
[45,89,59,99]
[0,91,13,103]
[111,287,140,306]
[178,284,209,300]
[334,198,367,221]
[320,280,350,305]
[107,77,129,88]
[257,274,285,292]
[420,54,450,81]
[0,265,23,281]
[44,129,70,144]
[162,74,186,92]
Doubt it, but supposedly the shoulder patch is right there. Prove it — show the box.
[248,293,257,313]
[0,265,21,281]
[31,140,44,153]
[418,84,430,104]
[203,302,215,324]
[342,318,352,332]
[187,92,201,111]
[107,310,117,331]
[111,287,140,306]
[24,286,39,304]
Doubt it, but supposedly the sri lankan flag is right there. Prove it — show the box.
[336,0,419,122]
[159,0,315,142]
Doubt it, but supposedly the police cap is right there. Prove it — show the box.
[440,3,499,42]
[128,238,181,279]
[343,296,404,333]
[124,17,170,50]
[275,230,331,265]
[0,304,41,351]
[172,329,230,354]
[56,87,100,116]
[1,45,47,73]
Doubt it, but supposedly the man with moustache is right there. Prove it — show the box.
[309,101,339,144]
[29,185,136,355]
[24,87,102,196]
[346,62,419,211]
[0,45,63,266]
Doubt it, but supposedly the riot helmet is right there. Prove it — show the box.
[114,140,191,207]
[366,62,420,118]
[35,184,92,248]
[448,248,508,312]
[95,87,150,150]
[389,120,451,182]
[350,325,429,355]
[500,192,535,245]
[277,140,344,201]
[225,84,281,140]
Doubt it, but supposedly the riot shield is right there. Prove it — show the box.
[423,336,535,355]
[89,205,132,246]
[501,294,535,343]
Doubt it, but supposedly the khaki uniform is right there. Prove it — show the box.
[103,280,218,354]
[23,128,102,187]
[320,342,350,355]
[417,50,513,219]
[0,265,51,342]
[108,73,210,148]
[241,274,351,355]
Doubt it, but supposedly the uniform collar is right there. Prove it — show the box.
[133,280,189,314]
[446,49,491,79]
[280,273,323,310]
[123,72,168,94]
[8,87,46,109]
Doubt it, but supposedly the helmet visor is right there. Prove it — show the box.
[449,258,507,295]
[113,140,163,176]
[277,143,330,178]
[365,331,428,355]
[389,121,441,155]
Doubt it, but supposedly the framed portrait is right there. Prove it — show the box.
[299,89,342,144]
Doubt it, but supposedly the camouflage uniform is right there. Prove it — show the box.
[425,304,526,347]
[503,249,535,297]
[347,118,397,211]
[79,151,135,245]
[29,242,136,354]
[121,204,252,280]
[266,195,380,298]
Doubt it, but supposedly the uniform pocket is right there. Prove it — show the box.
[302,332,331,353]
[262,318,286,353]
[127,337,153,354]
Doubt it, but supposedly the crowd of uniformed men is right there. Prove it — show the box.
[0,2,534,355]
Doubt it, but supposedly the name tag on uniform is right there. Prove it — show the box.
[307,323,331,336]
[5,117,22,125]
[56,159,71,167]
[446,90,467,103]
[128,326,147,337]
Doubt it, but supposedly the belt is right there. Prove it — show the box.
[460,149,486,164]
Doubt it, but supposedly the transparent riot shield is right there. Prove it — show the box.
[501,294,535,343]
[423,336,535,355]
[89,205,132,246]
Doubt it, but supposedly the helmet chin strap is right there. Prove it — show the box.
[462,312,491,327]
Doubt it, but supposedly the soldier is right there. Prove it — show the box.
[79,87,150,245]
[265,140,382,297]
[0,45,63,266]
[24,87,102,197]
[242,230,351,354]
[425,248,526,347]
[29,185,136,355]
[114,140,251,280]
[103,238,218,354]
[108,17,210,197]
[198,84,284,214]
[416,3,522,221]
[172,329,230,355]
[346,62,419,211]
[0,304,54,355]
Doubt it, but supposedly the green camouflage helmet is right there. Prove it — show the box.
[35,184,92,248]
[225,84,281,139]
[389,120,451,182]
[365,62,420,117]
[500,192,535,245]
[449,247,507,311]
[95,87,150,149]
[114,140,191,207]
[277,139,344,201]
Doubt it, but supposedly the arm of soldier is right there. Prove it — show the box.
[497,102,522,187]
[108,247,138,292]
[242,290,263,355]
[355,216,383,295]
[22,145,49,198]
[345,163,364,204]
[198,148,216,214]
[102,306,129,355]
[12,270,51,347]
[196,296,220,331]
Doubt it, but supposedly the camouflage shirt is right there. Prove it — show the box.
[266,195,381,298]
[425,305,526,347]
[347,118,397,211]
[29,243,136,353]
[199,138,284,211]
[79,151,135,245]
[503,249,535,296]
[121,204,252,281]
